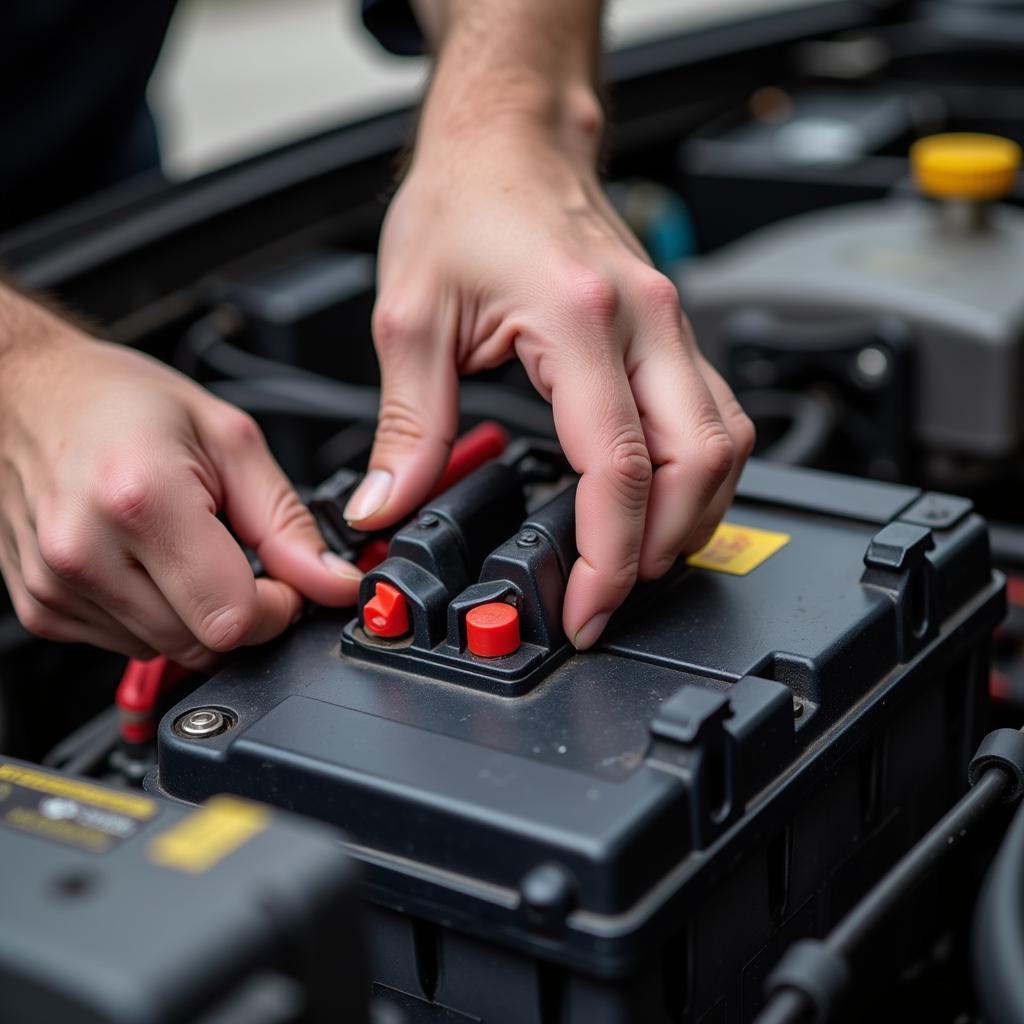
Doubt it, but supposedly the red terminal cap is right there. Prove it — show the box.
[465,602,520,658]
[363,581,410,638]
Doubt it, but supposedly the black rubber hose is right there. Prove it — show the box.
[972,797,1024,1023]
[754,990,812,1024]
[756,767,1012,1024]
[744,389,837,467]
[207,376,556,438]
[830,767,1008,951]
[181,310,556,437]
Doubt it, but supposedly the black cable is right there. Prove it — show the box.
[42,705,121,777]
[830,768,1008,951]
[206,376,556,438]
[179,311,315,383]
[756,766,1013,1024]
[990,521,1024,571]
[972,792,1024,1023]
[754,990,811,1024]
[745,389,837,467]
[177,309,557,437]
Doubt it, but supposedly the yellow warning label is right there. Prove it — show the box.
[148,796,269,874]
[0,763,156,820]
[686,522,790,576]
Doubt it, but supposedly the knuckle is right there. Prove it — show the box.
[732,410,757,462]
[607,435,654,506]
[565,273,619,325]
[610,554,642,594]
[15,599,61,641]
[695,427,736,487]
[213,406,263,452]
[97,470,160,531]
[197,602,255,653]
[636,271,680,315]
[21,564,65,612]
[374,396,430,450]
[172,641,217,672]
[372,303,425,355]
[37,524,91,583]
[641,553,677,582]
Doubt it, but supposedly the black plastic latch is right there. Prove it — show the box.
[968,729,1024,802]
[861,521,936,661]
[648,686,737,849]
[899,492,972,531]
[764,938,851,1023]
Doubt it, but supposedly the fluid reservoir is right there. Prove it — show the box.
[679,133,1024,467]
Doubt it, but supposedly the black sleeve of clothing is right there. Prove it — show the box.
[361,0,426,55]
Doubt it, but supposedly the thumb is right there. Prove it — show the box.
[344,305,459,530]
[204,407,363,607]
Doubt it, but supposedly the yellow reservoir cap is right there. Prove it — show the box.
[911,133,1021,201]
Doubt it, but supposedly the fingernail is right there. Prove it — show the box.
[572,612,611,651]
[321,552,364,581]
[343,469,393,524]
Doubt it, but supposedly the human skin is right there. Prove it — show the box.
[346,0,755,648]
[0,1,752,663]
[0,289,362,668]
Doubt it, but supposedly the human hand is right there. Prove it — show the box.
[0,298,361,668]
[348,108,754,649]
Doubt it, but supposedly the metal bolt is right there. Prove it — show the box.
[178,708,229,738]
[417,513,440,529]
[854,346,890,387]
[517,529,540,548]
[792,697,805,719]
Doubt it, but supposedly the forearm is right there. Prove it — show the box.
[410,0,605,164]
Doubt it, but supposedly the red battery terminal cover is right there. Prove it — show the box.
[466,602,520,658]
[363,581,411,638]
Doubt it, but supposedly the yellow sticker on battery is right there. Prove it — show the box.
[0,763,156,820]
[686,522,790,576]
[148,796,269,874]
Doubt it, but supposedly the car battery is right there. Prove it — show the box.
[0,758,368,1024]
[151,455,1003,1023]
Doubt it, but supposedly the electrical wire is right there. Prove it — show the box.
[972,789,1024,1023]
[206,376,556,437]
[179,310,557,438]
[745,389,837,466]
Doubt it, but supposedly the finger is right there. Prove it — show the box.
[681,355,756,554]
[12,529,158,659]
[103,462,308,652]
[199,407,362,608]
[38,469,253,666]
[0,558,156,659]
[343,298,460,529]
[37,527,218,670]
[545,345,652,651]
[626,282,738,581]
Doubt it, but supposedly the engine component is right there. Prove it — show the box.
[152,459,1002,1023]
[679,133,1024,479]
[0,759,368,1024]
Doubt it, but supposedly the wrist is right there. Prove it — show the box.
[416,58,603,171]
[0,287,86,392]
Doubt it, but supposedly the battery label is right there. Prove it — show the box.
[148,796,269,874]
[0,762,157,854]
[686,522,791,576]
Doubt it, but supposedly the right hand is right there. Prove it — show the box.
[0,298,361,669]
